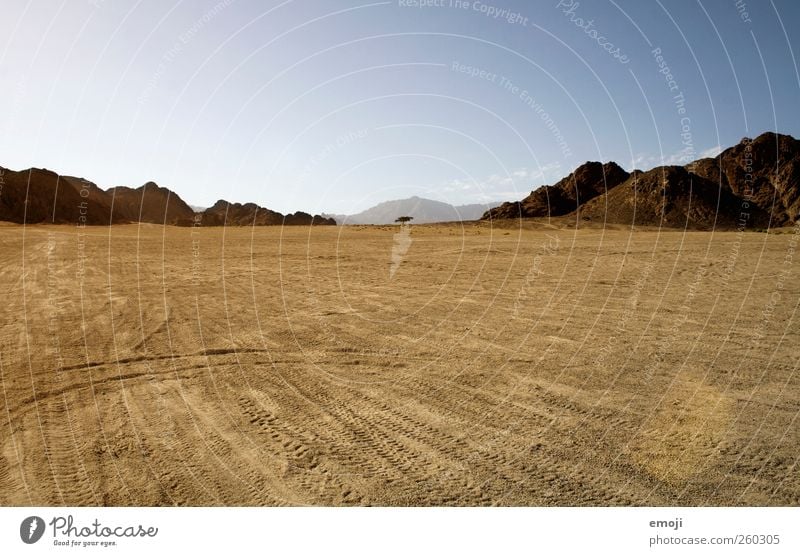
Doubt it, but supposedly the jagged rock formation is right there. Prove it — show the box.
[284,211,336,226]
[194,200,335,226]
[483,132,799,229]
[196,200,285,226]
[577,165,770,229]
[107,182,196,225]
[688,132,799,226]
[0,167,335,226]
[483,161,629,220]
[0,167,125,225]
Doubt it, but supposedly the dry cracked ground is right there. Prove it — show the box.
[0,221,798,506]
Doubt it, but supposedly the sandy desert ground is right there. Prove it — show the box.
[0,221,798,506]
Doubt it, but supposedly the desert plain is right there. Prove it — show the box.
[0,221,798,506]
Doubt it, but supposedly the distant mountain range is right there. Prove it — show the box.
[484,131,799,229]
[0,168,334,226]
[327,196,503,224]
[2,131,796,229]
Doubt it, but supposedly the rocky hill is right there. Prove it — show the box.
[0,166,335,226]
[107,182,196,225]
[196,200,283,226]
[284,211,336,226]
[577,165,771,229]
[195,200,335,226]
[0,167,124,225]
[483,161,629,220]
[337,196,501,224]
[688,131,799,226]
[483,132,800,229]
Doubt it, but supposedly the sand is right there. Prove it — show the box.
[0,222,798,506]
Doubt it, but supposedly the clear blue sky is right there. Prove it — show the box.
[1,0,798,214]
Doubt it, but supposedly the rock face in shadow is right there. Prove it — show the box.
[284,211,336,226]
[484,132,800,229]
[106,182,196,225]
[0,168,201,225]
[688,132,800,226]
[0,167,125,225]
[483,161,630,220]
[0,167,335,226]
[194,200,336,226]
[196,200,284,226]
[577,165,771,229]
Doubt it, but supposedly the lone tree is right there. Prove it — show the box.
[395,216,413,224]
